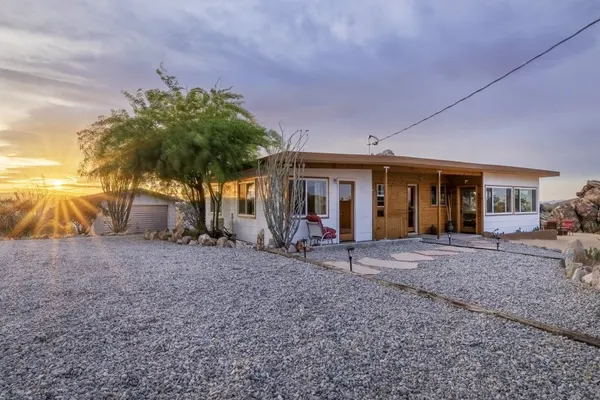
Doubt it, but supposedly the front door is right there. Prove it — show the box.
[339,182,354,242]
[407,185,417,233]
[461,187,477,233]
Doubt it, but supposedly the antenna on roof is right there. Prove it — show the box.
[367,135,379,155]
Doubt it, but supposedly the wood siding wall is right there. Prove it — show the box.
[372,170,483,239]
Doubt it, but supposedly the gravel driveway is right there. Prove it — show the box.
[2,236,600,399]
[308,240,600,338]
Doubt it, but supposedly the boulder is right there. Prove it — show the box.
[158,230,170,241]
[591,267,600,290]
[171,227,185,243]
[216,237,235,248]
[144,230,152,240]
[256,229,265,250]
[181,236,192,245]
[149,231,159,241]
[577,180,600,206]
[550,202,581,231]
[583,273,593,285]
[563,239,587,266]
[571,267,585,283]
[566,262,582,279]
[189,240,198,245]
[176,239,183,244]
[288,244,297,253]
[199,234,217,246]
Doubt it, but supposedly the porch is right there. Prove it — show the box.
[370,168,484,240]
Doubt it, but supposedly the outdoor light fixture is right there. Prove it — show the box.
[301,238,308,258]
[347,246,355,272]
[447,231,452,246]
[496,236,500,251]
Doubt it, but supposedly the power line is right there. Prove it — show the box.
[378,17,600,143]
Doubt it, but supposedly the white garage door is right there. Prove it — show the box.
[127,205,169,233]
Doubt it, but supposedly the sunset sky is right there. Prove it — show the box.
[1,1,599,199]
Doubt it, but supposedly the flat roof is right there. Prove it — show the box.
[267,152,559,177]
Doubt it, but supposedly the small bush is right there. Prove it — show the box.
[186,228,200,240]
[585,247,600,266]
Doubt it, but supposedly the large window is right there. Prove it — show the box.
[431,185,446,206]
[289,178,328,216]
[486,187,513,214]
[514,188,537,213]
[238,181,255,216]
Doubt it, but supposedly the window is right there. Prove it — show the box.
[486,187,513,214]
[514,188,537,213]
[238,181,255,216]
[431,185,446,206]
[376,184,385,217]
[289,178,328,216]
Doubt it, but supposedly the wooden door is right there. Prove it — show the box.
[339,181,354,242]
[460,187,477,233]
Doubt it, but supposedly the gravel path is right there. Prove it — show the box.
[309,240,600,338]
[2,236,600,399]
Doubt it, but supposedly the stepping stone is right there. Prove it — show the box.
[414,250,460,256]
[434,246,477,253]
[357,257,418,270]
[324,261,380,275]
[391,252,435,261]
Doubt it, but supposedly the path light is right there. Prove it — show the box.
[347,246,355,272]
[301,238,308,258]
[496,236,500,251]
[447,231,452,246]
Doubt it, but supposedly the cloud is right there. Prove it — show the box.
[1,0,600,199]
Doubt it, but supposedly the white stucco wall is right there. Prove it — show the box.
[209,168,373,244]
[482,172,541,233]
[91,193,178,234]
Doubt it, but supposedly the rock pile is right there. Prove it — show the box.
[548,180,600,233]
[562,239,600,290]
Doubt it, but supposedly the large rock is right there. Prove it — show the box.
[577,180,600,206]
[549,181,600,233]
[181,236,192,245]
[216,236,235,248]
[591,267,600,290]
[158,229,171,241]
[149,231,159,241]
[199,234,217,246]
[563,239,588,278]
[189,240,198,245]
[170,226,185,243]
[571,267,585,283]
[288,244,297,253]
[144,230,153,240]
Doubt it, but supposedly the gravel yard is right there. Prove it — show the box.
[2,236,600,399]
[308,240,600,338]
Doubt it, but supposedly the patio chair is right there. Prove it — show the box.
[306,214,337,245]
[562,219,576,235]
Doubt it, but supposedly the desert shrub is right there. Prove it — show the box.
[585,247,600,266]
[185,228,200,240]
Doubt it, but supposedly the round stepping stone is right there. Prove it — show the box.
[357,257,418,270]
[391,253,435,261]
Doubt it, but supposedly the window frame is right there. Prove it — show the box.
[514,187,538,214]
[485,186,514,215]
[288,177,329,218]
[430,184,447,207]
[237,179,256,218]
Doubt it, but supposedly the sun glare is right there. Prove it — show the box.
[52,179,64,190]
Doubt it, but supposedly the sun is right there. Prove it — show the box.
[52,179,64,190]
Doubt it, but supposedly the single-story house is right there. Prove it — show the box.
[86,189,180,235]
[207,152,559,244]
